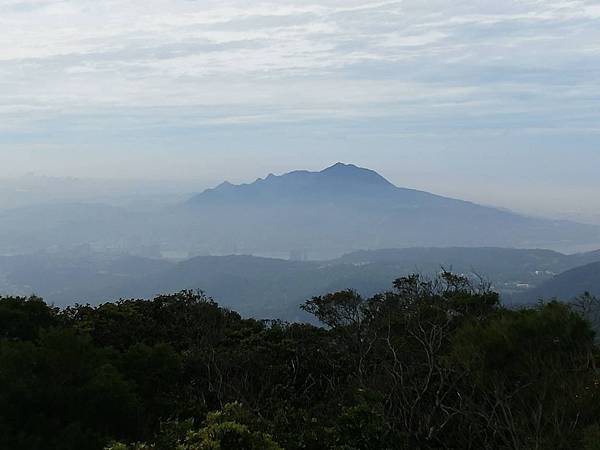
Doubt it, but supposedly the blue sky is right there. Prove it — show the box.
[1,0,600,218]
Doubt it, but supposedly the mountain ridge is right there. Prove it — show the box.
[3,246,600,319]
[188,162,451,206]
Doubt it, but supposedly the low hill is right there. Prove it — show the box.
[516,261,600,303]
[3,247,600,319]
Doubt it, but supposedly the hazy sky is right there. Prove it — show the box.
[1,0,600,217]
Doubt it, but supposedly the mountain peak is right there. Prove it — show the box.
[322,162,358,171]
[215,180,234,190]
[318,162,394,187]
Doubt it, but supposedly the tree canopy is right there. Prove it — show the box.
[1,276,599,449]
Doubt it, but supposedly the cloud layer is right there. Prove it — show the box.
[2,0,599,130]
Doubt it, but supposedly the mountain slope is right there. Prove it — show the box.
[517,261,600,302]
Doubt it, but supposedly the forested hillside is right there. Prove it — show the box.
[518,261,600,303]
[2,274,600,450]
[2,247,600,320]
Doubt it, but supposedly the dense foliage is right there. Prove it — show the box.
[1,273,599,449]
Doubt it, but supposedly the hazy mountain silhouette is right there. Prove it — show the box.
[0,163,598,259]
[186,163,600,256]
[190,163,399,204]
[188,162,480,208]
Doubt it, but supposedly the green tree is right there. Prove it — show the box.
[107,403,281,450]
[0,295,58,340]
[0,328,139,450]
[451,301,600,449]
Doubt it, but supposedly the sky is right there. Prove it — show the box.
[1,0,600,219]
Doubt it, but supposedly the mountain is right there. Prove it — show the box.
[191,163,396,203]
[517,261,600,303]
[189,162,472,208]
[186,163,600,258]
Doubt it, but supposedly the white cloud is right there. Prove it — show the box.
[0,0,598,132]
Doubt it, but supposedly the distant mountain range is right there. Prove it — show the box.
[3,246,600,320]
[185,163,600,257]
